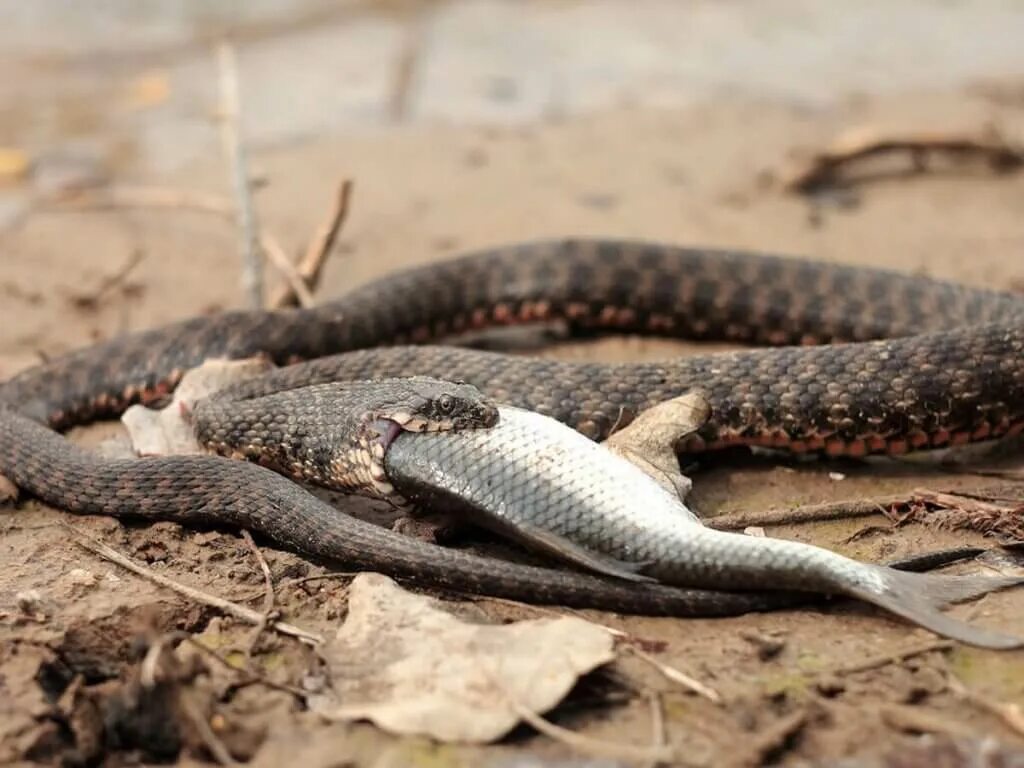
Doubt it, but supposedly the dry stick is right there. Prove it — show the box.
[475,658,675,762]
[138,634,239,766]
[475,595,721,704]
[623,645,722,704]
[829,639,954,677]
[180,687,239,767]
[46,184,324,308]
[69,249,145,309]
[706,496,902,531]
[782,129,1024,193]
[261,233,316,307]
[269,178,353,309]
[644,693,669,768]
[731,709,809,768]
[880,704,976,739]
[48,185,234,216]
[507,698,674,764]
[216,41,262,309]
[65,525,323,645]
[183,637,309,699]
[240,530,277,655]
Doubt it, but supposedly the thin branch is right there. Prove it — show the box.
[240,530,277,655]
[183,637,309,699]
[782,128,1024,193]
[69,249,145,309]
[180,687,239,766]
[508,697,674,764]
[66,524,323,644]
[261,234,316,308]
[44,185,234,217]
[216,40,262,308]
[829,639,954,677]
[706,496,900,531]
[269,178,353,309]
[622,645,722,704]
[644,692,668,768]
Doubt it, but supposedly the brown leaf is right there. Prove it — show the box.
[308,573,615,743]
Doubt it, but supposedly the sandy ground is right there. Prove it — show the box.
[4,2,1024,766]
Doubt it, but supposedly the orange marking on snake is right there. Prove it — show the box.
[909,432,929,448]
[949,431,970,446]
[492,303,513,323]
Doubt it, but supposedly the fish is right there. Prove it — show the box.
[384,405,1024,649]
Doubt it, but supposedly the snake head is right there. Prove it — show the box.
[378,377,499,435]
[362,377,499,497]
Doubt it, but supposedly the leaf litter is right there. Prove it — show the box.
[307,573,617,744]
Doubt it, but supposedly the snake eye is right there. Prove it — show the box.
[437,394,455,414]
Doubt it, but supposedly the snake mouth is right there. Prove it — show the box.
[366,417,426,498]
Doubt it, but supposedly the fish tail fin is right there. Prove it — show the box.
[848,567,1024,650]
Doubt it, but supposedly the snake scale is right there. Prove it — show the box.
[2,239,1024,616]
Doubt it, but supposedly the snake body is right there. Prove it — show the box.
[2,239,1024,616]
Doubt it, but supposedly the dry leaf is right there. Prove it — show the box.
[309,573,615,743]
[604,391,709,500]
[122,357,273,455]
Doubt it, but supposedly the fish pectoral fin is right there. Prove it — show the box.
[516,523,658,583]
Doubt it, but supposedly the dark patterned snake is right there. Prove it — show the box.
[2,239,1024,619]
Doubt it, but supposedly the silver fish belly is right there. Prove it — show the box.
[385,406,1024,649]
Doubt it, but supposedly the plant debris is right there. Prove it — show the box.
[308,573,616,743]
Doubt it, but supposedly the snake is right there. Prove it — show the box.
[2,239,1024,618]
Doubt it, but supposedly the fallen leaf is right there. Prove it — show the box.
[121,357,274,456]
[603,391,709,500]
[308,573,615,743]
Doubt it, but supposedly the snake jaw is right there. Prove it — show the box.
[386,411,455,433]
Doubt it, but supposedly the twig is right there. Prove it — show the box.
[44,185,234,216]
[183,637,308,699]
[287,571,359,588]
[69,249,145,309]
[729,709,808,768]
[388,7,427,122]
[268,179,353,309]
[260,234,316,308]
[66,524,323,644]
[509,698,674,764]
[645,692,668,768]
[240,530,276,655]
[782,128,1024,193]
[40,182,325,310]
[138,633,239,765]
[706,496,900,530]
[880,703,976,739]
[216,41,262,309]
[947,673,1024,738]
[180,687,239,766]
[829,639,954,677]
[622,645,722,704]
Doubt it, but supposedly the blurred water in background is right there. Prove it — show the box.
[1,0,1023,176]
